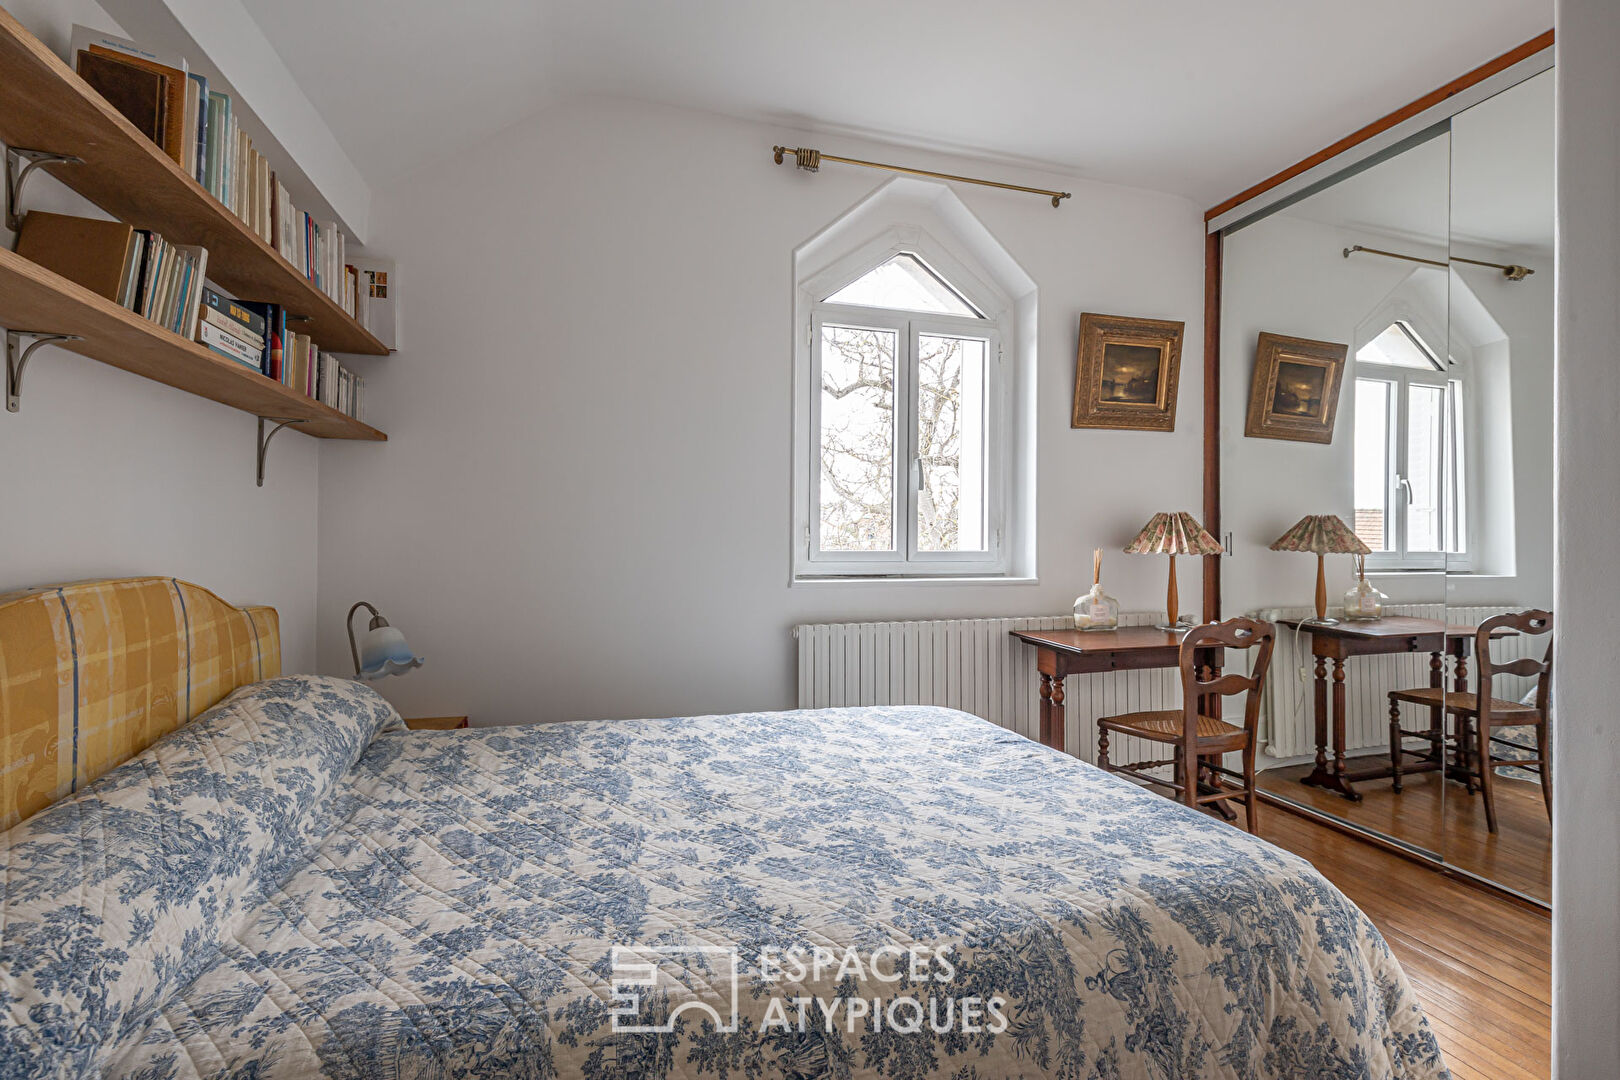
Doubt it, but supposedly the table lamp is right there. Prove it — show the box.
[1124,512,1223,630]
[1268,515,1371,625]
[347,601,424,679]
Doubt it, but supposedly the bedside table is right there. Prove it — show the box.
[404,716,469,730]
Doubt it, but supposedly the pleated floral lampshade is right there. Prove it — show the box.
[1269,514,1370,624]
[1125,512,1223,630]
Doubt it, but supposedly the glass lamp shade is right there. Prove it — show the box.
[358,624,424,680]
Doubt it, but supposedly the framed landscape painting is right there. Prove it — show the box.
[1071,313,1185,432]
[1244,332,1348,444]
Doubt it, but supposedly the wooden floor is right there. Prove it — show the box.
[1257,761,1551,901]
[1261,807,1551,1079]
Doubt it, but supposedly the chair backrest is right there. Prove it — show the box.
[1476,609,1553,720]
[1178,617,1277,734]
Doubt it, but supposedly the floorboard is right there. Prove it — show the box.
[1256,761,1551,901]
[1259,806,1551,1080]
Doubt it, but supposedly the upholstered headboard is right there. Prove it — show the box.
[0,578,280,828]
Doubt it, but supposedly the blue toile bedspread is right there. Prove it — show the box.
[0,676,1448,1079]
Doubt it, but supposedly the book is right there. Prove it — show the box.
[351,257,399,349]
[84,43,187,165]
[201,287,267,338]
[204,92,227,196]
[119,233,147,310]
[14,212,138,303]
[186,72,209,183]
[75,50,166,147]
[199,308,265,352]
[181,73,198,176]
[198,321,262,368]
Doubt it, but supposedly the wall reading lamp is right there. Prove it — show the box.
[347,601,424,680]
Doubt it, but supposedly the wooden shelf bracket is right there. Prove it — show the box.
[256,415,307,487]
[4,146,80,232]
[5,329,81,412]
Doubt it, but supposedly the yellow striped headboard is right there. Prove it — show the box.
[0,577,280,828]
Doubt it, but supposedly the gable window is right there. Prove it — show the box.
[800,248,1010,577]
[1353,320,1467,569]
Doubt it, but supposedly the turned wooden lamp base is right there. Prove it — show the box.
[1302,552,1341,626]
[1154,554,1195,632]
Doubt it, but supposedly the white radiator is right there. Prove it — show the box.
[1251,603,1542,758]
[793,606,1541,763]
[792,612,1179,764]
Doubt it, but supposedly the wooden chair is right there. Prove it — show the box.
[1388,609,1552,833]
[1096,618,1275,832]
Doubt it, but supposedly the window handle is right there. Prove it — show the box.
[911,456,923,490]
[1397,476,1414,504]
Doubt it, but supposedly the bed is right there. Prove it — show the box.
[0,580,1449,1079]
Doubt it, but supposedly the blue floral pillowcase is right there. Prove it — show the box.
[0,675,402,1078]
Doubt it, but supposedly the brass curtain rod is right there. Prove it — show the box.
[772,145,1071,208]
[1342,244,1534,281]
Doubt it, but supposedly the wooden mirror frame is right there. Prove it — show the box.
[1199,30,1555,624]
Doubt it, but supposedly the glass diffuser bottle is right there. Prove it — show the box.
[1074,548,1121,631]
[1343,553,1387,621]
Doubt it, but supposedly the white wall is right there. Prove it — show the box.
[316,96,1206,724]
[0,0,321,671]
[1553,0,1620,1072]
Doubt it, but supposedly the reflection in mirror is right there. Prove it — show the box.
[1221,128,1449,870]
[1218,67,1553,906]
[1441,69,1554,904]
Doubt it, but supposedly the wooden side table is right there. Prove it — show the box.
[404,716,469,730]
[1008,627,1223,752]
[1279,617,1483,801]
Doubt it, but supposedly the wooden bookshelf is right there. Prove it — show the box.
[0,7,387,357]
[0,246,384,440]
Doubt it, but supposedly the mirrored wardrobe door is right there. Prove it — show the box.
[1221,126,1450,854]
[1442,69,1555,904]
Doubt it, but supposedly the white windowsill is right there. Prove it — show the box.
[791,575,1039,588]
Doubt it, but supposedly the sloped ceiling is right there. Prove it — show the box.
[241,0,1552,205]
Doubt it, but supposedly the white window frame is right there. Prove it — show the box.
[1356,326,1471,571]
[794,228,1013,579]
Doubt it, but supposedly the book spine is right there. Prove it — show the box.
[141,239,164,320]
[189,74,208,183]
[172,254,192,333]
[198,321,261,367]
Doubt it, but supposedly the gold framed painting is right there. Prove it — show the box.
[1071,313,1185,432]
[1244,332,1348,444]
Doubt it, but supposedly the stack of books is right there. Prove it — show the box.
[196,288,267,370]
[69,25,366,325]
[194,288,365,422]
[15,212,207,339]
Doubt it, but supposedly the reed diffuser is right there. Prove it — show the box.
[1074,548,1121,631]
[1342,553,1387,621]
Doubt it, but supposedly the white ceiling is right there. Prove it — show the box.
[241,0,1552,206]
[1280,69,1554,255]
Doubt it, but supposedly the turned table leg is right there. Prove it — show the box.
[1038,672,1054,749]
[1301,652,1360,800]
[1038,666,1066,752]
[1049,675,1066,753]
